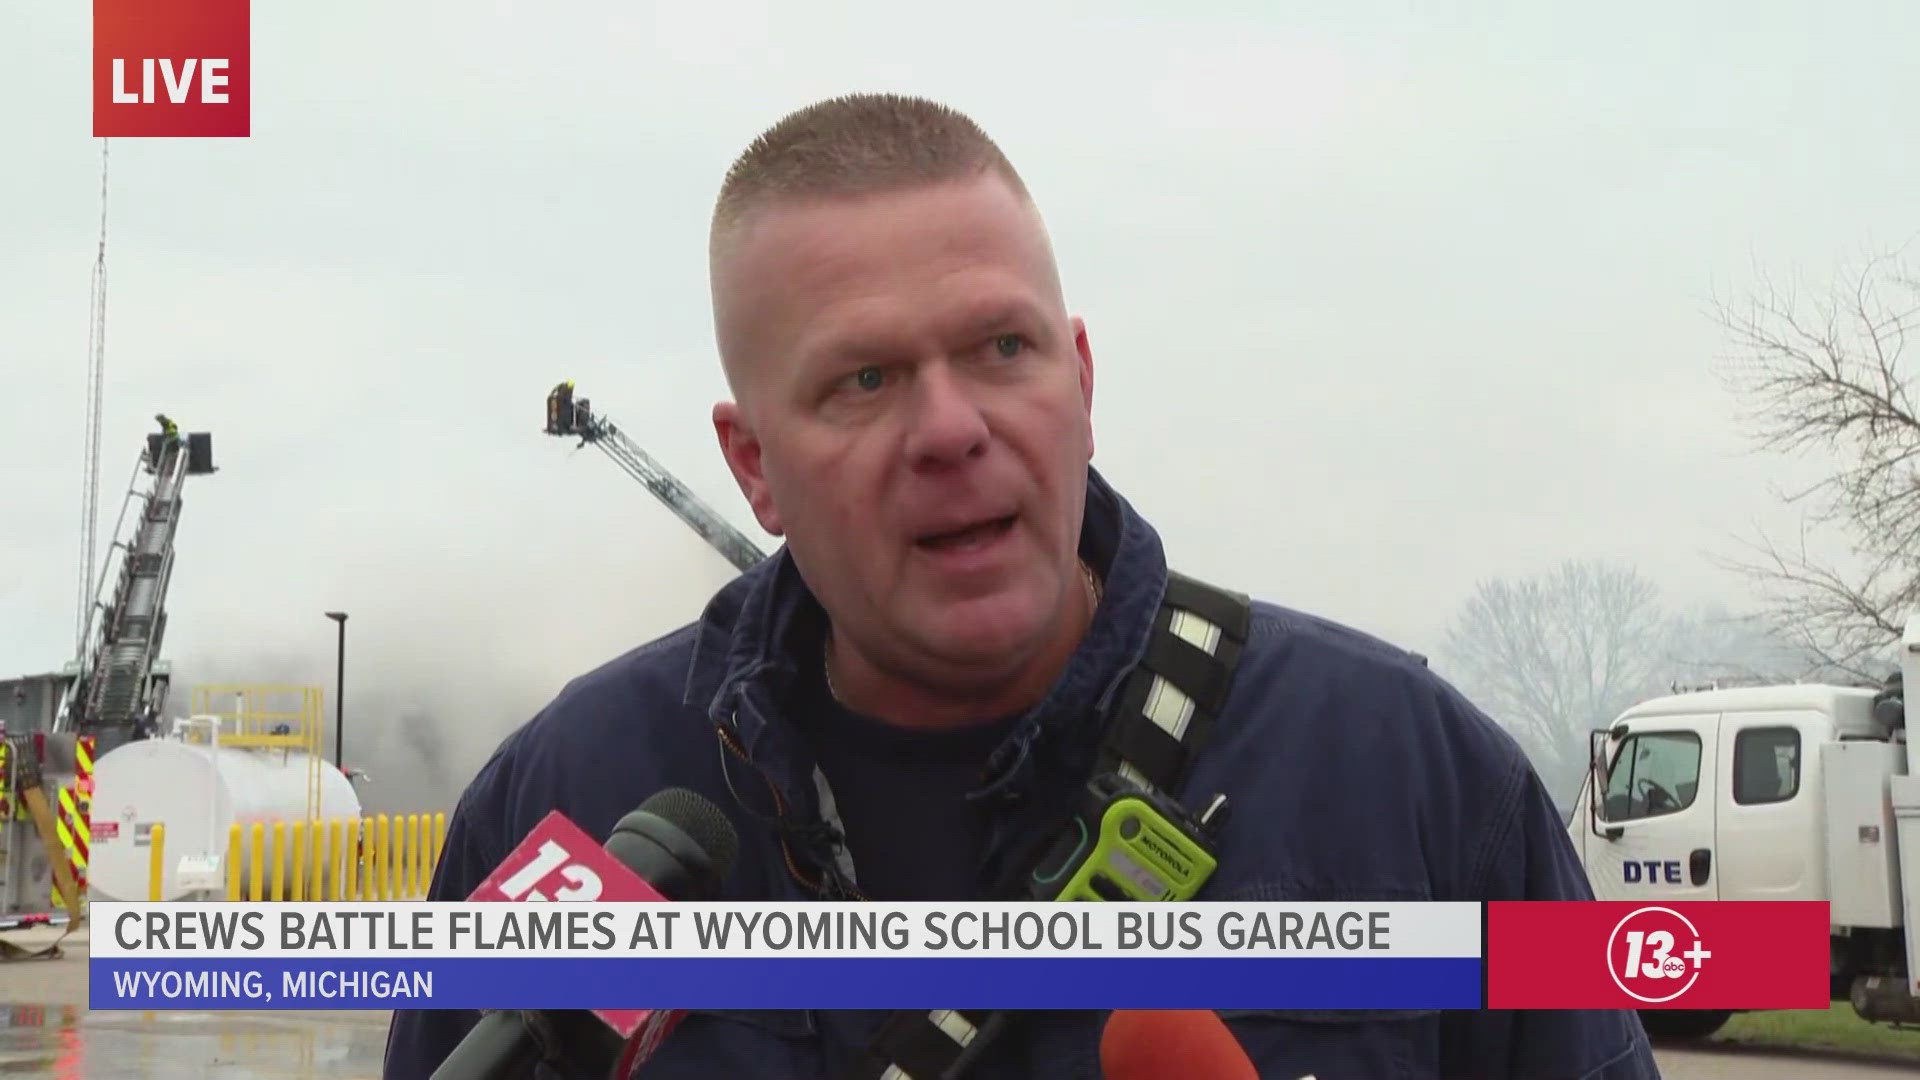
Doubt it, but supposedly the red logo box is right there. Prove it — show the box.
[1487,901,1832,1010]
[94,0,249,137]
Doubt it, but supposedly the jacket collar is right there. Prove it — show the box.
[682,466,1171,807]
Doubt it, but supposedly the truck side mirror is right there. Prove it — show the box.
[1586,728,1626,842]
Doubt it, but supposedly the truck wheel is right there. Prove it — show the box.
[1638,1010,1731,1041]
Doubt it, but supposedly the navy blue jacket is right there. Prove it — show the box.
[385,469,1660,1079]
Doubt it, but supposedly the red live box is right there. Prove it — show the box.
[1486,901,1831,1010]
[94,0,250,137]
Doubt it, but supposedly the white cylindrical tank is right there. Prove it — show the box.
[89,735,364,901]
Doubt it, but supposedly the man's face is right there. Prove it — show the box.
[711,172,1095,684]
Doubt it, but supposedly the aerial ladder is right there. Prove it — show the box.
[54,418,217,751]
[543,381,768,573]
[2,418,214,938]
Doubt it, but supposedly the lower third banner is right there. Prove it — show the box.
[88,899,1485,1012]
[1486,901,1831,1009]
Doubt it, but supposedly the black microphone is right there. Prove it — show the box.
[428,788,742,1080]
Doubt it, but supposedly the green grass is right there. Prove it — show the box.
[1712,1006,1920,1061]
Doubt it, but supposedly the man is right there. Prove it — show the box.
[385,94,1660,1079]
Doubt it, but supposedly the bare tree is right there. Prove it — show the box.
[1654,600,1838,687]
[1438,560,1674,803]
[1711,243,1920,679]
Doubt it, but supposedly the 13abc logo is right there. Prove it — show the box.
[1606,906,1712,1004]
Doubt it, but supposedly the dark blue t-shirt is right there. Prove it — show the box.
[789,649,1022,901]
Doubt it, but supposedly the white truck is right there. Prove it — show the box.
[1564,615,1920,1039]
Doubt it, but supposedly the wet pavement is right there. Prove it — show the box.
[0,1006,390,1079]
[0,921,389,1079]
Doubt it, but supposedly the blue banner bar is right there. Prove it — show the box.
[92,957,1482,1011]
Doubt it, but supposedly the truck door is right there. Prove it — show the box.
[1585,715,1720,901]
[1714,711,1821,901]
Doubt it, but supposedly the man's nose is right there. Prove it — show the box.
[903,364,989,469]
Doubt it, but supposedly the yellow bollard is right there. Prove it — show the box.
[406,815,421,898]
[290,821,307,902]
[250,822,265,901]
[362,816,375,902]
[317,817,331,902]
[270,822,288,901]
[365,814,377,901]
[349,818,364,901]
[391,815,404,900]
[361,816,375,901]
[310,817,325,901]
[400,815,414,898]
[360,814,378,899]
[432,813,447,883]
[149,823,165,902]
[328,818,344,902]
[228,825,243,901]
[394,815,408,899]
[376,815,392,901]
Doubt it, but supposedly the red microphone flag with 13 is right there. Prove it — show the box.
[1486,901,1831,1010]
[470,811,680,1048]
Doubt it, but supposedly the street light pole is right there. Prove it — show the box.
[325,611,347,769]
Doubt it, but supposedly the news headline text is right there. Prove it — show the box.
[91,901,1482,960]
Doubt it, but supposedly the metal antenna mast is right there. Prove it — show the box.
[77,139,110,657]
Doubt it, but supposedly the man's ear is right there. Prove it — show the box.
[713,401,784,536]
[1072,316,1096,459]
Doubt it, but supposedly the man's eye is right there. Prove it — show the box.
[853,366,885,391]
[993,335,1025,358]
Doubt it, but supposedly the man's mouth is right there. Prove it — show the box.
[914,514,1018,551]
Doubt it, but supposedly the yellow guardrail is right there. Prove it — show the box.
[146,813,449,902]
[189,684,329,824]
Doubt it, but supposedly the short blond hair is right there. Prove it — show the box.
[711,93,1029,254]
[709,95,1043,399]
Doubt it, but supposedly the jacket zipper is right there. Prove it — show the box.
[715,720,871,902]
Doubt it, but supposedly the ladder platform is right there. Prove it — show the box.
[144,431,216,475]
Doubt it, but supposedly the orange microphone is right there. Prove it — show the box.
[1097,1009,1261,1080]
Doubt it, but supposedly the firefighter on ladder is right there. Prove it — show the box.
[154,413,179,444]
[545,381,575,436]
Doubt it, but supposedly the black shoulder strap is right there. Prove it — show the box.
[1095,570,1251,795]
[850,571,1252,1080]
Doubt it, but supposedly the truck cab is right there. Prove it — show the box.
[1564,650,1920,1035]
[1567,684,1874,905]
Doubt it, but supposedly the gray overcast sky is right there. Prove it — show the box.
[3,1,1916,810]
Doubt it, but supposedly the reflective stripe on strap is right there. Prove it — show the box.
[1100,571,1249,796]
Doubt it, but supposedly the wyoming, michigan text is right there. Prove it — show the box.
[110,968,432,1002]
